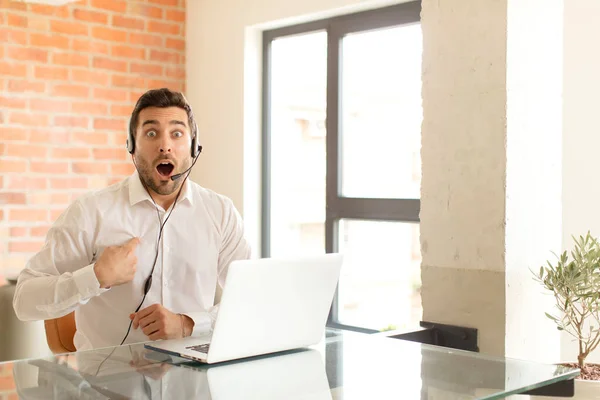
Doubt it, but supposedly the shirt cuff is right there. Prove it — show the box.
[184,312,213,336]
[73,264,108,299]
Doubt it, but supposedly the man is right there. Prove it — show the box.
[13,88,251,351]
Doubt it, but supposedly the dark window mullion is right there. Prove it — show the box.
[325,218,339,325]
[327,1,421,37]
[325,20,343,253]
[325,21,343,326]
[329,198,421,222]
[263,20,329,43]
[261,34,273,258]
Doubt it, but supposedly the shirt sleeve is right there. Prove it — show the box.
[184,310,215,336]
[12,200,108,322]
[184,196,252,337]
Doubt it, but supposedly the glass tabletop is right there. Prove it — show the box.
[1,329,579,400]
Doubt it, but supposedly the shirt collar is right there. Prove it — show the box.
[128,170,194,208]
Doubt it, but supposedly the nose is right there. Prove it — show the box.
[159,134,172,153]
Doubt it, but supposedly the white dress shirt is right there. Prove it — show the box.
[12,171,251,351]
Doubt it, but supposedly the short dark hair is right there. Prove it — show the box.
[129,88,197,138]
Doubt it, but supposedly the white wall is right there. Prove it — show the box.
[561,0,600,364]
[504,0,563,363]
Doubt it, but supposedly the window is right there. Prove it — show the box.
[262,2,422,333]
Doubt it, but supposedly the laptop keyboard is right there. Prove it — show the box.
[186,343,210,354]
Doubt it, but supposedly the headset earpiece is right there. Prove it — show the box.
[191,121,202,158]
[126,128,135,154]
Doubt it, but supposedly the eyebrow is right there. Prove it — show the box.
[141,119,188,128]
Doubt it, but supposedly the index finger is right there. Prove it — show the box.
[123,237,140,249]
[133,304,158,328]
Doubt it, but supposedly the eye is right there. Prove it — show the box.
[146,130,157,138]
[173,131,183,138]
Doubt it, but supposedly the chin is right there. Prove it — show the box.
[157,183,178,195]
[146,178,177,196]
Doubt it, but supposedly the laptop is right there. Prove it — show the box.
[144,253,343,364]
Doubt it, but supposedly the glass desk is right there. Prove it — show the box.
[1,329,579,399]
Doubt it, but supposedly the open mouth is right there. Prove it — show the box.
[156,161,175,178]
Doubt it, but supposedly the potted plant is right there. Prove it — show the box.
[534,231,600,396]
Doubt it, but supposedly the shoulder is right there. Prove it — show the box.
[76,178,128,208]
[189,181,238,212]
[56,178,128,223]
[188,181,242,229]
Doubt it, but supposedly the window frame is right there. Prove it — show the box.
[262,1,422,334]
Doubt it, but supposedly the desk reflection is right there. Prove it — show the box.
[12,344,332,400]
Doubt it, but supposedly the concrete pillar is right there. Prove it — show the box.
[420,0,562,362]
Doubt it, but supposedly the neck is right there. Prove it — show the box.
[137,175,185,211]
[151,192,178,211]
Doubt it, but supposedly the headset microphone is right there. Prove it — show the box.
[170,166,191,181]
[171,151,200,181]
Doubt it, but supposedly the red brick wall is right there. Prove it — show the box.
[0,363,15,399]
[0,0,186,283]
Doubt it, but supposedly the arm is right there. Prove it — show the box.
[12,200,105,321]
[185,197,251,336]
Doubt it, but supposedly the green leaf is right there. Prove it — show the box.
[545,312,559,322]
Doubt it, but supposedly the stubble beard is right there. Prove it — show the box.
[134,156,190,196]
